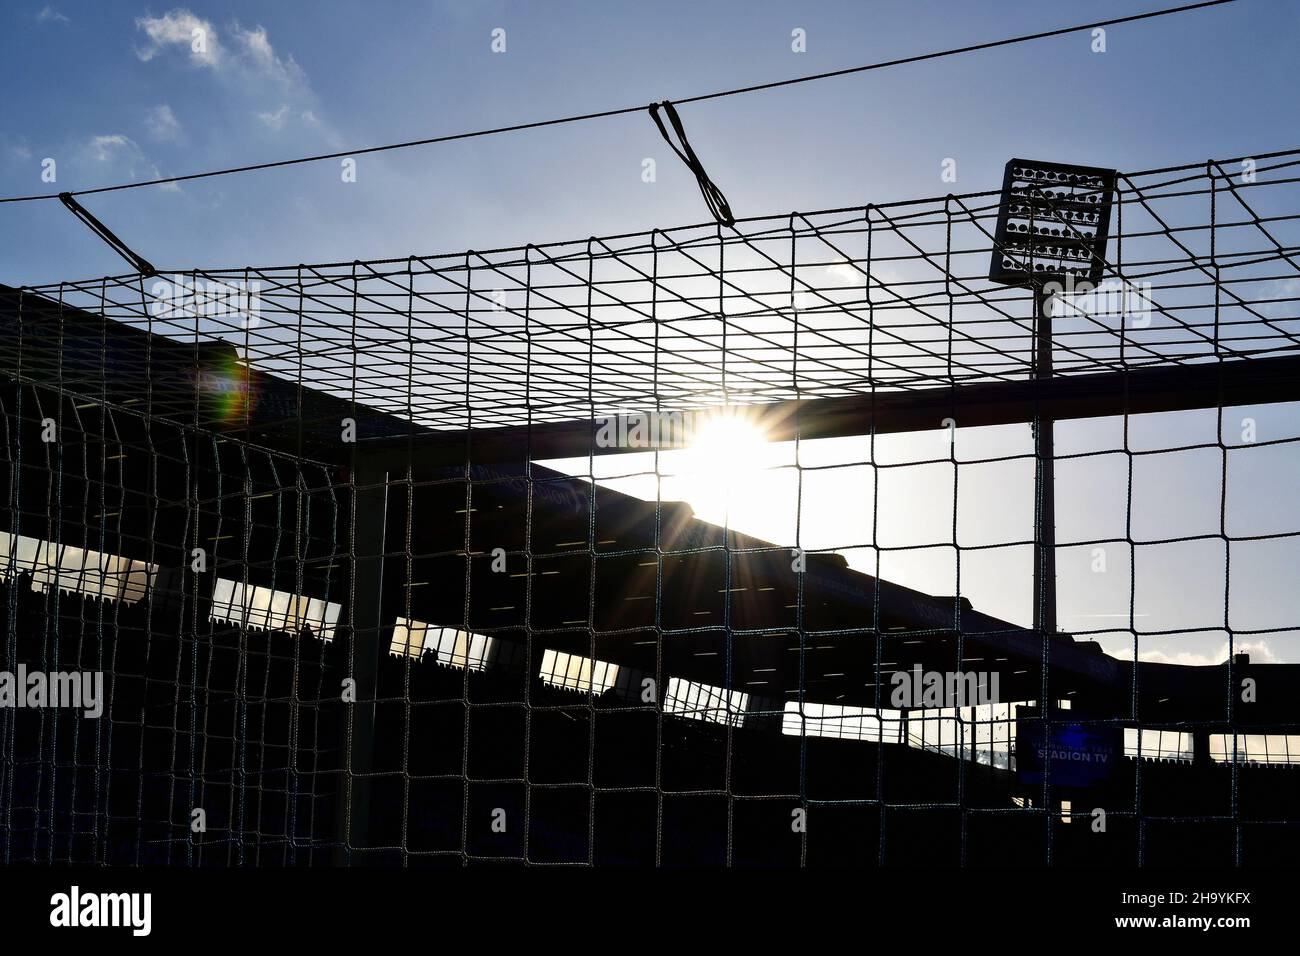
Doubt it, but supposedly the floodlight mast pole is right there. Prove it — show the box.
[1032,288,1057,639]
[988,158,1115,645]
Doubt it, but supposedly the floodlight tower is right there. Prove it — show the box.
[989,159,1117,639]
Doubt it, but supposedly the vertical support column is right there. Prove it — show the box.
[334,457,388,865]
[1032,289,1057,638]
[1192,728,1212,767]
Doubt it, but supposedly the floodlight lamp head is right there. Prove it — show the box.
[988,158,1117,291]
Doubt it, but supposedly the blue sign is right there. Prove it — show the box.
[1016,720,1119,786]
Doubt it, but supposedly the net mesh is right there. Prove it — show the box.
[1,149,1299,866]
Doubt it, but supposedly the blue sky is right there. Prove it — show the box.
[2,0,1297,281]
[2,0,1299,665]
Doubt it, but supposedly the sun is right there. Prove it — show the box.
[680,410,770,522]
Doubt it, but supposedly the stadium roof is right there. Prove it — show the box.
[4,284,1297,722]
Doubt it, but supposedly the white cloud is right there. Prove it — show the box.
[255,104,290,131]
[1227,639,1281,664]
[88,134,133,162]
[145,104,183,142]
[133,11,324,136]
[36,6,69,24]
[1259,277,1300,321]
[235,23,274,64]
[135,9,222,68]
[80,134,180,192]
[135,12,305,88]
[825,262,861,283]
[230,23,302,83]
[240,26,273,62]
[1111,639,1281,666]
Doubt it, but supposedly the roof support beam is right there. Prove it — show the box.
[366,354,1300,468]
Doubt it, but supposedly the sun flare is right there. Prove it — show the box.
[680,411,770,521]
